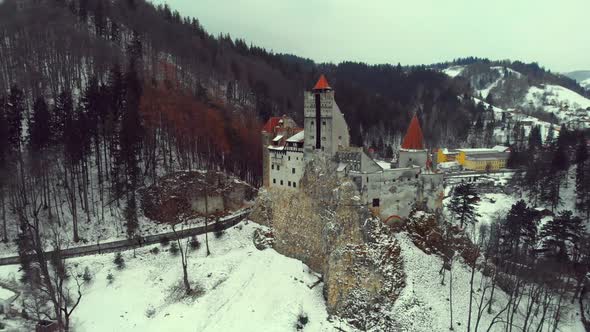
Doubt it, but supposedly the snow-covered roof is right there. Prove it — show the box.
[376,160,392,170]
[438,161,460,168]
[272,135,284,142]
[457,146,509,154]
[336,162,348,172]
[286,131,304,143]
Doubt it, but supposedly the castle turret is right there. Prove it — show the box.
[303,75,350,160]
[398,115,428,168]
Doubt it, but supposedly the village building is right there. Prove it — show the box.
[437,146,510,171]
[262,75,444,219]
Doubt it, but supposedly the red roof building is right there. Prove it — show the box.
[401,115,424,150]
[262,117,283,133]
[313,74,332,91]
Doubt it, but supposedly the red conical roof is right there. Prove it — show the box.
[313,74,331,90]
[401,115,424,150]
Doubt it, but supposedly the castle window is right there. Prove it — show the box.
[293,182,297,188]
[323,121,326,126]
[311,121,314,125]
[288,181,292,187]
[280,180,283,185]
[288,156,291,161]
[292,168,295,174]
[372,199,380,207]
[277,165,280,171]
[272,164,274,170]
[273,179,276,184]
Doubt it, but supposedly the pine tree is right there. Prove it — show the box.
[528,125,542,151]
[500,200,537,260]
[539,210,584,263]
[577,162,590,221]
[448,183,480,229]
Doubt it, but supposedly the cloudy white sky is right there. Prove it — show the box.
[152,0,589,72]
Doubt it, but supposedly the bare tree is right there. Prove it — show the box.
[171,223,192,294]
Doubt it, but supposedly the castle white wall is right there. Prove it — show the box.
[398,149,428,168]
[268,149,305,190]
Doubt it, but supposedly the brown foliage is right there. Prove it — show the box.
[393,211,480,264]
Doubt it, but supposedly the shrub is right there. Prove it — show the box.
[169,242,179,255]
[0,321,5,329]
[150,247,160,255]
[83,267,92,282]
[296,312,309,330]
[189,236,200,250]
[145,306,156,318]
[107,273,114,284]
[160,236,170,247]
[114,252,125,269]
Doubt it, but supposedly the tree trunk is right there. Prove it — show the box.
[467,262,476,332]
[0,188,6,242]
[449,256,454,331]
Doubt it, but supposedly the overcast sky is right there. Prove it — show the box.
[152,0,589,73]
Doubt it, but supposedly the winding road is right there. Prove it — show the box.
[0,209,251,266]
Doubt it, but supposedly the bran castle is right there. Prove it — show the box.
[262,75,444,219]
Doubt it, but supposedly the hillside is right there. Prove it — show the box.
[0,0,498,153]
[441,60,590,135]
[565,70,590,89]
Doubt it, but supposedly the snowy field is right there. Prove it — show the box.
[0,222,336,332]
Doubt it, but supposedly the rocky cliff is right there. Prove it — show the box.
[250,157,405,329]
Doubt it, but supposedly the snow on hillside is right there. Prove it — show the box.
[0,222,338,332]
[525,84,590,110]
[472,97,554,141]
[393,233,584,332]
[477,66,523,99]
[442,66,465,78]
[582,78,590,90]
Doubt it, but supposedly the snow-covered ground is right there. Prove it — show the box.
[525,84,590,110]
[393,233,584,332]
[442,65,465,78]
[0,222,336,332]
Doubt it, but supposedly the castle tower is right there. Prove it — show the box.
[303,75,350,160]
[398,114,428,168]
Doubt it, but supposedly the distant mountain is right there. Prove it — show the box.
[564,70,590,90]
[440,60,590,130]
[564,70,590,82]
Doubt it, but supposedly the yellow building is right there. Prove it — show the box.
[438,146,510,171]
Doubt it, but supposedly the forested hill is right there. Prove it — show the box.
[0,0,491,161]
